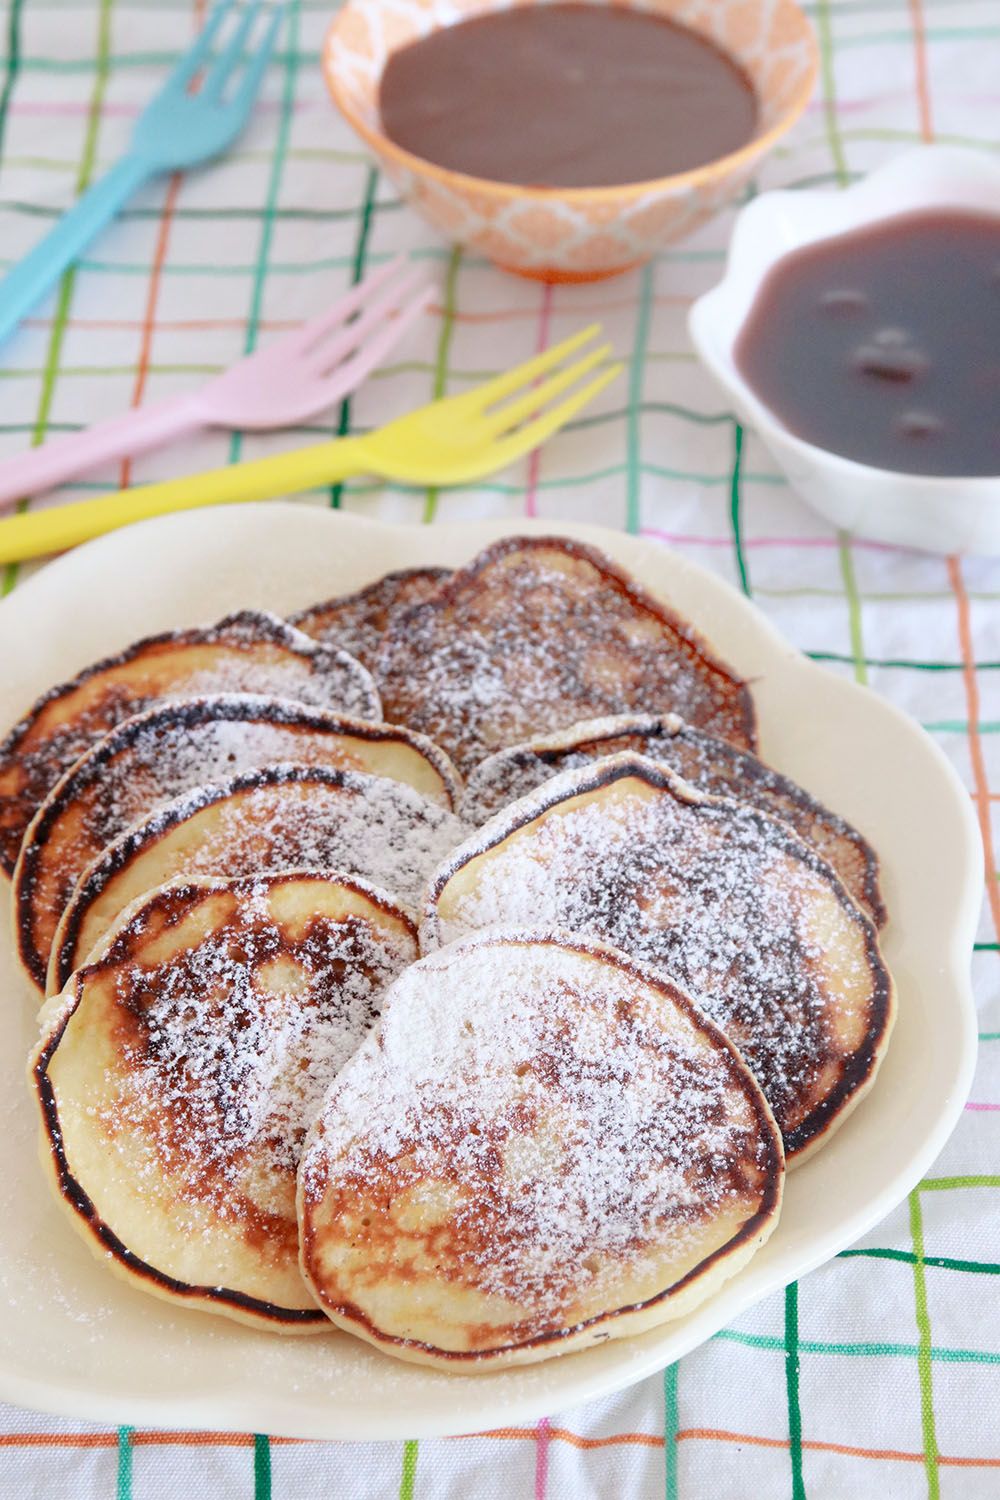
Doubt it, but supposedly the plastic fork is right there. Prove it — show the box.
[0,259,431,507]
[0,0,284,349]
[0,326,622,562]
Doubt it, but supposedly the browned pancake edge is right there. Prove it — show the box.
[375,536,757,772]
[299,927,783,1362]
[33,870,419,1327]
[462,712,885,927]
[426,753,894,1162]
[0,609,379,877]
[14,693,461,992]
[290,567,453,666]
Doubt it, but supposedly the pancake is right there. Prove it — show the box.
[50,765,468,994]
[0,609,380,878]
[31,872,417,1330]
[14,694,460,994]
[461,713,885,927]
[290,567,452,670]
[298,929,783,1368]
[374,536,756,775]
[424,754,894,1162]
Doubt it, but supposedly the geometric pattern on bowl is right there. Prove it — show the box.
[324,0,818,281]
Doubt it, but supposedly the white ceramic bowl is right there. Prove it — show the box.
[689,146,1000,554]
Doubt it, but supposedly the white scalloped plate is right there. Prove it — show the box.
[0,505,980,1439]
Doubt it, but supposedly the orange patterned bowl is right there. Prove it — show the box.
[323,0,818,283]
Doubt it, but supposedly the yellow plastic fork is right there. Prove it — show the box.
[0,326,621,564]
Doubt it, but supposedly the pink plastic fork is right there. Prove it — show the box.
[0,257,430,507]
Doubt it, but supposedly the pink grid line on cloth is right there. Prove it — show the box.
[1,1,999,1496]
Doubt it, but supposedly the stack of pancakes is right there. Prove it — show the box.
[5,537,893,1370]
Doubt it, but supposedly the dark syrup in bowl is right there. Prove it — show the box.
[378,5,758,190]
[734,210,1000,477]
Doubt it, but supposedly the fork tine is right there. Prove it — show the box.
[470,324,602,409]
[202,0,264,100]
[319,286,433,401]
[231,3,285,115]
[314,267,428,375]
[479,344,614,439]
[289,256,405,356]
[488,363,624,463]
[162,0,236,94]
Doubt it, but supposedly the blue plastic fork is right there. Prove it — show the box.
[0,0,284,349]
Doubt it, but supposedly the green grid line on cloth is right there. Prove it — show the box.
[421,243,461,525]
[228,0,301,469]
[1,0,999,1496]
[2,0,113,600]
[329,161,378,510]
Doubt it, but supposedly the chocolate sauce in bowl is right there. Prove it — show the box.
[734,210,1000,477]
[378,5,758,190]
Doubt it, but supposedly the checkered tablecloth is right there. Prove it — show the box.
[1,1,999,1495]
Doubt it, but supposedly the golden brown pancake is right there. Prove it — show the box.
[14,694,460,993]
[0,610,379,877]
[50,765,468,994]
[290,567,452,670]
[31,872,417,1330]
[461,713,885,926]
[424,754,894,1162]
[374,536,756,774]
[298,929,783,1368]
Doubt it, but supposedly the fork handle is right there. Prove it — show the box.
[0,391,204,508]
[0,435,372,564]
[0,153,152,349]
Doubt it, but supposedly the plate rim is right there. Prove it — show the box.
[0,504,981,1440]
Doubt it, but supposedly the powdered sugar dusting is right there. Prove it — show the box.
[66,766,467,980]
[90,876,416,1228]
[375,538,754,775]
[20,694,448,989]
[427,758,887,1150]
[461,715,688,823]
[180,637,379,723]
[0,610,379,876]
[301,933,779,1344]
[460,712,883,924]
[168,767,466,911]
[291,569,452,670]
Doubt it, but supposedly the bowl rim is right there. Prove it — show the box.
[688,145,1000,492]
[322,0,819,206]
